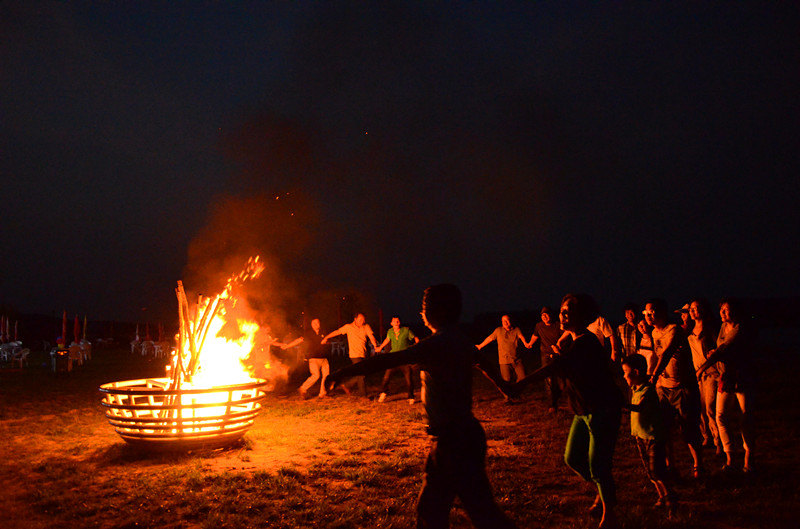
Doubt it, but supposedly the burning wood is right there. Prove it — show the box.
[99,257,270,450]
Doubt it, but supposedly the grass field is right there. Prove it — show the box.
[1,342,799,529]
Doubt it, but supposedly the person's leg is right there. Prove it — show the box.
[697,378,711,445]
[701,374,721,451]
[417,439,456,529]
[716,390,735,467]
[300,359,321,396]
[564,415,592,483]
[319,359,330,397]
[512,359,526,383]
[538,351,560,409]
[402,365,415,400]
[657,386,678,474]
[737,390,754,471]
[499,363,512,382]
[451,423,517,529]
[674,387,704,473]
[343,357,364,395]
[586,408,621,521]
[380,367,394,395]
[349,357,367,395]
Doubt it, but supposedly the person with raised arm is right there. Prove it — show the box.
[476,314,532,384]
[374,316,420,404]
[326,284,517,529]
[321,313,378,398]
[645,298,705,478]
[514,293,623,529]
[282,318,330,399]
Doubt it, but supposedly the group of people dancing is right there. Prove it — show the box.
[282,286,757,529]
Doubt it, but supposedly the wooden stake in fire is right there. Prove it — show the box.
[169,256,265,391]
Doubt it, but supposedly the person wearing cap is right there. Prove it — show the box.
[676,303,694,334]
[529,306,563,412]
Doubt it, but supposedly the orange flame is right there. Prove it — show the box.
[172,256,266,389]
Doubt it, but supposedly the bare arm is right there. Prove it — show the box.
[650,329,681,384]
[609,333,621,362]
[281,337,304,350]
[327,341,430,386]
[367,327,378,349]
[321,327,344,344]
[698,323,741,375]
[375,335,391,353]
[476,331,496,350]
[517,329,533,349]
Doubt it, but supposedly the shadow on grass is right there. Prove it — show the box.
[90,438,252,466]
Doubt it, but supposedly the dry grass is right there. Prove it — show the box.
[1,344,799,528]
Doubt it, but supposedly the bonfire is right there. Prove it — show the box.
[99,257,270,450]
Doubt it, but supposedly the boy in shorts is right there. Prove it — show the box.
[622,354,675,516]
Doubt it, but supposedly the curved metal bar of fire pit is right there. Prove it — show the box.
[99,377,269,450]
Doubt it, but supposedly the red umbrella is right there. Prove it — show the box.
[74,315,80,344]
[145,322,151,341]
[62,310,67,344]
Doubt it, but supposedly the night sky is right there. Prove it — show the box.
[2,2,798,329]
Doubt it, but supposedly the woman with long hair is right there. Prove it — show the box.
[697,298,757,472]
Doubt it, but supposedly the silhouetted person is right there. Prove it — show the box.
[327,284,517,529]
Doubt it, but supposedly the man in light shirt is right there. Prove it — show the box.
[322,313,378,397]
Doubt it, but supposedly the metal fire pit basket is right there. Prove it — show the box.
[99,378,268,450]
